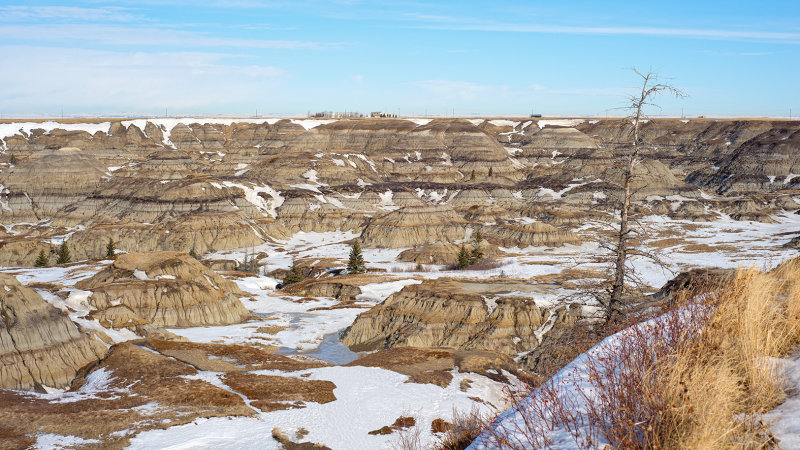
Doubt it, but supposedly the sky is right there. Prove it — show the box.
[0,0,798,118]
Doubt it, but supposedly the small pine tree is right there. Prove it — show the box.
[469,170,476,181]
[237,250,260,274]
[282,260,305,286]
[347,240,366,274]
[56,241,71,264]
[457,245,471,269]
[470,229,484,264]
[415,262,423,271]
[488,167,493,177]
[189,246,199,259]
[105,238,116,259]
[34,249,48,267]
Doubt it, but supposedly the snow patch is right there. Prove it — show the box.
[537,119,584,128]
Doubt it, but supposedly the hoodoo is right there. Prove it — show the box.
[0,273,105,391]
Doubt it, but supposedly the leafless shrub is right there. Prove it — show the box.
[436,406,492,450]
[477,262,800,448]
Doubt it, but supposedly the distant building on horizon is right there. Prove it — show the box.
[308,111,364,118]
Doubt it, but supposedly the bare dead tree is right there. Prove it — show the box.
[603,68,686,322]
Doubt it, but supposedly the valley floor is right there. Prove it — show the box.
[2,212,799,449]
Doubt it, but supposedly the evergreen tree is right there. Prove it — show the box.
[347,240,366,274]
[470,229,484,264]
[282,260,305,286]
[457,245,471,269]
[34,249,48,267]
[189,246,199,259]
[488,167,493,177]
[469,170,475,181]
[237,250,259,274]
[56,241,71,264]
[105,238,116,259]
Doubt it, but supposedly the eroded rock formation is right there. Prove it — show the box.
[0,273,105,390]
[0,117,798,266]
[340,279,581,357]
[75,252,253,328]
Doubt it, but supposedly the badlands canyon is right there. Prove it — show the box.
[1,116,799,448]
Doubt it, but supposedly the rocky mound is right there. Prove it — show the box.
[0,147,109,222]
[0,273,105,391]
[340,279,582,356]
[347,347,519,386]
[359,205,468,248]
[484,221,581,247]
[397,240,498,266]
[281,276,364,300]
[75,252,253,328]
[0,341,257,448]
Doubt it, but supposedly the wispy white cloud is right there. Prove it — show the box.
[402,14,800,44]
[0,6,141,22]
[0,46,287,113]
[0,24,346,49]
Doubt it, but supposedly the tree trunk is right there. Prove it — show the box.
[608,78,645,322]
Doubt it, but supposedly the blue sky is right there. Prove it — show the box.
[0,0,798,117]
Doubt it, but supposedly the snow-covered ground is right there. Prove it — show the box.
[129,366,507,450]
[765,350,800,448]
[3,210,800,449]
[467,308,691,449]
[167,284,366,353]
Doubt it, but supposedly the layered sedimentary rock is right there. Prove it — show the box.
[282,277,363,300]
[0,273,105,390]
[277,194,372,234]
[0,238,55,267]
[484,221,581,248]
[0,117,798,266]
[0,148,109,223]
[397,240,498,266]
[75,252,253,328]
[359,205,468,248]
[340,279,582,356]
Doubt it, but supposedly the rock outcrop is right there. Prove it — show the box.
[0,273,105,391]
[0,147,109,223]
[340,279,582,356]
[75,252,253,328]
[359,205,468,248]
[484,221,581,248]
[397,240,498,266]
[0,117,798,266]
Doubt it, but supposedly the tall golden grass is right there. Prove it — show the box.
[472,259,800,449]
[646,260,800,448]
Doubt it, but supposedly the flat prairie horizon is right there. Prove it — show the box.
[0,116,798,124]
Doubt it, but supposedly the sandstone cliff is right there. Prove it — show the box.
[0,273,105,391]
[75,252,253,328]
[359,205,468,248]
[340,279,581,357]
[0,117,798,266]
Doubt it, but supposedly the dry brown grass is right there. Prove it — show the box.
[435,406,492,450]
[479,258,800,449]
[584,261,800,448]
[0,342,255,449]
[222,372,336,413]
[681,243,739,253]
[617,261,800,447]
